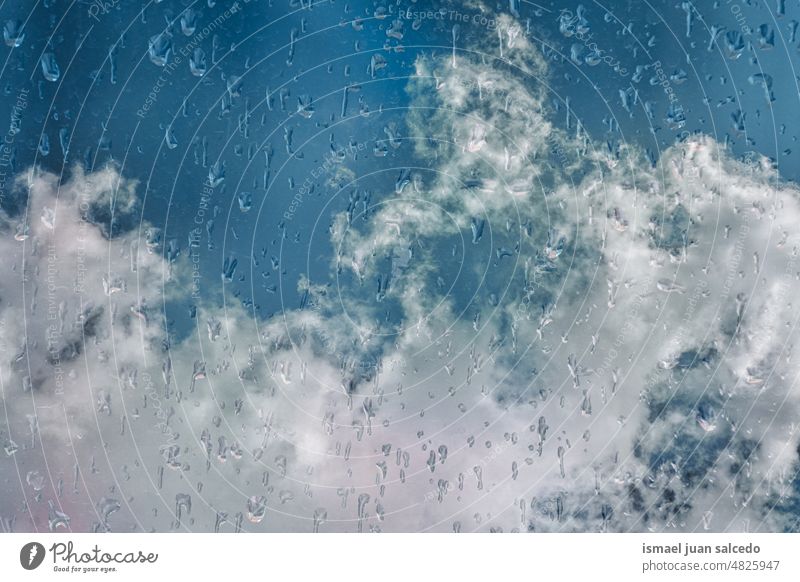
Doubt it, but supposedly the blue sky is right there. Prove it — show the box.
[1,0,800,533]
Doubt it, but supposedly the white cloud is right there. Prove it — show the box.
[2,9,800,534]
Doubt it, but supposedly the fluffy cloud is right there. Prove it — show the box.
[2,8,800,534]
